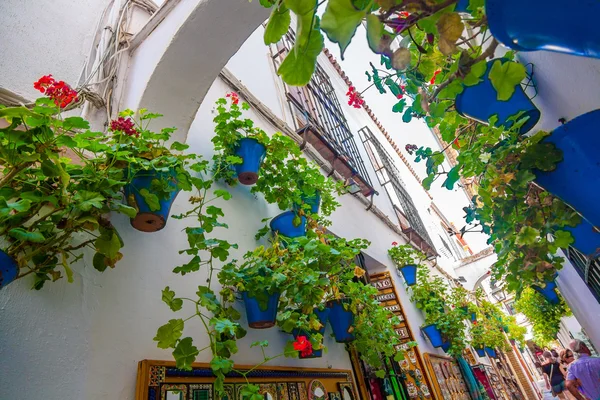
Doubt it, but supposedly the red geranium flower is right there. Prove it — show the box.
[109,116,139,137]
[346,86,364,109]
[392,241,398,246]
[33,75,79,108]
[430,69,442,85]
[293,335,313,357]
[226,92,239,105]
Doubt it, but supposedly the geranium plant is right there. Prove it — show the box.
[388,242,425,267]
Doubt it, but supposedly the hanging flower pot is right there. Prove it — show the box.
[422,324,444,348]
[566,219,600,259]
[234,138,266,185]
[475,347,486,357]
[327,299,355,343]
[241,291,280,329]
[455,59,540,134]
[124,168,180,232]
[0,250,18,289]
[486,0,600,59]
[484,347,497,358]
[534,110,600,230]
[441,340,451,353]
[470,312,477,322]
[269,211,307,238]
[291,307,330,358]
[398,264,417,286]
[300,191,321,214]
[532,277,560,305]
[454,0,469,12]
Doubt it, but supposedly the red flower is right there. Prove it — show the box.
[346,86,364,109]
[33,75,78,108]
[391,241,398,246]
[430,70,442,85]
[109,117,139,137]
[226,92,239,105]
[398,11,410,17]
[293,335,313,357]
[396,93,403,99]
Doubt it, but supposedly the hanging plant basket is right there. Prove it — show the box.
[0,250,18,289]
[291,307,330,358]
[532,277,560,305]
[475,347,486,357]
[269,211,307,238]
[486,0,600,59]
[124,168,180,232]
[326,299,355,343]
[484,347,497,358]
[295,191,321,214]
[234,138,266,185]
[441,340,451,353]
[455,59,540,134]
[535,109,600,230]
[398,264,417,286]
[566,219,600,259]
[422,324,444,348]
[241,291,280,329]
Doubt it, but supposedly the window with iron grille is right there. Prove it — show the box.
[565,246,600,304]
[270,32,375,197]
[358,125,437,257]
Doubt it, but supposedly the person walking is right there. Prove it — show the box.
[566,339,600,400]
[560,349,576,375]
[542,350,569,399]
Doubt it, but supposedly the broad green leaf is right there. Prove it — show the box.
[95,230,122,259]
[8,228,45,243]
[515,226,539,246]
[116,203,138,218]
[173,337,199,370]
[391,48,411,71]
[437,79,464,98]
[463,60,487,86]
[442,166,461,190]
[74,191,105,211]
[210,356,234,374]
[162,286,183,311]
[392,99,406,113]
[553,230,574,249]
[212,318,237,336]
[213,189,232,200]
[488,60,526,101]
[139,188,161,211]
[264,2,291,45]
[61,252,74,283]
[170,141,190,151]
[154,319,184,349]
[251,340,269,348]
[93,252,108,272]
[321,0,368,59]
[402,108,413,123]
[197,286,220,311]
[375,370,386,379]
[422,174,435,190]
[63,116,90,130]
[366,14,386,54]
[41,160,60,177]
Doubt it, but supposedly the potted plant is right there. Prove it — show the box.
[504,315,526,345]
[388,242,425,286]
[106,109,199,232]
[212,92,268,186]
[0,77,128,289]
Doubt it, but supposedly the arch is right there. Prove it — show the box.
[120,0,269,142]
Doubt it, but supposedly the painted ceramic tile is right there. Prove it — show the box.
[161,384,188,400]
[289,383,300,400]
[149,365,165,386]
[298,382,308,400]
[308,380,327,400]
[189,383,213,400]
[277,383,290,400]
[328,392,341,400]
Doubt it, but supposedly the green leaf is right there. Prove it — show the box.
[442,166,461,190]
[321,0,368,59]
[95,230,122,259]
[197,286,220,311]
[93,252,108,272]
[402,108,413,123]
[154,319,184,349]
[8,228,45,243]
[463,60,487,86]
[74,191,105,211]
[173,337,199,370]
[264,2,291,45]
[210,356,234,374]
[553,230,574,249]
[116,203,138,218]
[392,99,406,113]
[162,286,183,311]
[212,318,238,336]
[63,116,90,130]
[366,14,385,54]
[251,340,269,348]
[213,189,232,200]
[139,188,161,211]
[170,141,190,151]
[375,370,386,379]
[488,60,526,101]
[436,13,463,55]
[515,226,539,246]
[41,160,60,177]
[422,174,434,190]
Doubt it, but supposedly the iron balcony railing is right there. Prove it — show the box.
[565,246,600,304]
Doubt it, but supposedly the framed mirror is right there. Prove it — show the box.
[337,383,355,400]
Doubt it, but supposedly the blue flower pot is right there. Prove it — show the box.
[475,347,486,357]
[454,0,470,12]
[484,347,497,358]
[124,168,180,232]
[399,264,417,286]
[234,138,266,185]
[534,110,600,230]
[470,313,477,322]
[270,211,307,238]
[292,309,329,359]
[566,219,600,258]
[301,191,321,214]
[0,250,18,289]
[455,59,540,134]
[327,300,355,343]
[532,278,560,305]
[241,291,280,329]
[422,324,444,347]
[441,341,451,353]
[486,0,600,59]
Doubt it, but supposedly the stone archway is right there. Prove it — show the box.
[120,0,269,142]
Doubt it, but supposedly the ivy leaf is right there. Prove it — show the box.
[553,230,574,249]
[8,228,45,243]
[442,166,461,190]
[162,286,183,311]
[154,319,184,349]
[264,2,291,45]
[488,60,526,101]
[463,60,487,86]
[515,226,539,246]
[173,337,199,370]
[139,188,161,211]
[321,0,368,59]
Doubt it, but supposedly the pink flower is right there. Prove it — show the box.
[226,92,239,105]
[392,241,398,246]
